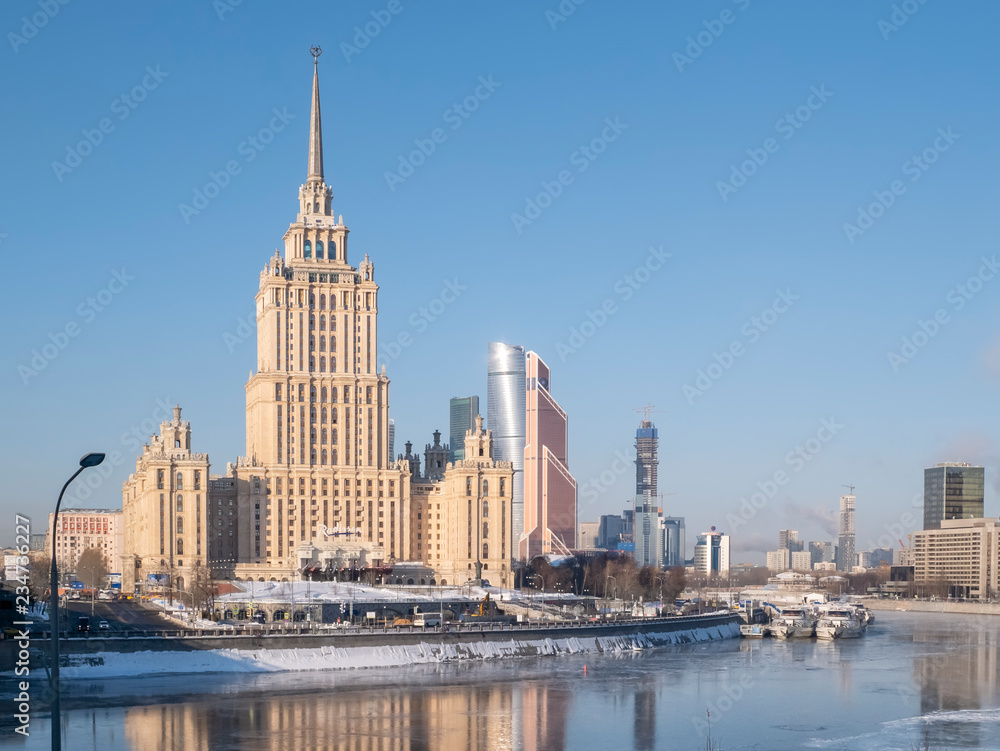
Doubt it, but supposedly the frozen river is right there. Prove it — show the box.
[3,611,999,750]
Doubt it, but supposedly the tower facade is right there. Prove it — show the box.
[522,352,577,559]
[923,462,985,530]
[234,52,409,578]
[487,342,526,560]
[634,420,658,513]
[449,396,480,462]
[836,494,856,571]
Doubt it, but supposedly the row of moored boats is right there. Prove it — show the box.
[741,603,874,640]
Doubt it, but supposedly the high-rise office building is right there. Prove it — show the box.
[778,529,802,552]
[522,351,577,559]
[836,494,856,572]
[809,540,835,565]
[449,396,480,462]
[487,343,526,558]
[635,420,658,513]
[694,530,729,576]
[662,516,686,567]
[923,462,985,530]
[634,506,664,567]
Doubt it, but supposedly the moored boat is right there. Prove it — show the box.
[772,607,816,638]
[816,606,864,640]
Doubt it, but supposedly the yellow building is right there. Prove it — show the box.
[912,517,1000,600]
[123,51,513,589]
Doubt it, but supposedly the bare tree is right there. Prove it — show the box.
[75,548,108,590]
[27,552,50,602]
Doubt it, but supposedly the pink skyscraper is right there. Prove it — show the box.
[521,352,577,559]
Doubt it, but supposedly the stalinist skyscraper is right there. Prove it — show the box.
[233,48,409,578]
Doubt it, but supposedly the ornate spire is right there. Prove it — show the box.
[307,46,324,183]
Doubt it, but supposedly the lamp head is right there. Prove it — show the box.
[80,453,105,468]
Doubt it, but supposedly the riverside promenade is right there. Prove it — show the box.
[865,599,1000,616]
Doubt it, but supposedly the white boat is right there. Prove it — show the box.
[740,623,766,639]
[816,607,864,639]
[771,607,816,639]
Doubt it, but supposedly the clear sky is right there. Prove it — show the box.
[3,1,999,563]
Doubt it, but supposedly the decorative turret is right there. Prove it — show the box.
[424,429,449,481]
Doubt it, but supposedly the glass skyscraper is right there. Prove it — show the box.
[449,396,480,462]
[923,462,985,530]
[487,343,526,559]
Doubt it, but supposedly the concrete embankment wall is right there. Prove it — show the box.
[865,599,1000,616]
[2,614,740,676]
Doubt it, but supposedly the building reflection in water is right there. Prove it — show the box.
[123,679,580,751]
[912,619,999,749]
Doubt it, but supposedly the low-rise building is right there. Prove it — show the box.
[912,518,1000,600]
[46,508,124,584]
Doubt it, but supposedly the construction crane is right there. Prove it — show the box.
[842,484,856,495]
[634,403,659,422]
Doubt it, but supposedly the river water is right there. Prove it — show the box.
[3,611,999,750]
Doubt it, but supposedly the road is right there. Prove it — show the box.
[60,598,173,632]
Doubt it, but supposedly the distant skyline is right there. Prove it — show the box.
[4,2,1000,564]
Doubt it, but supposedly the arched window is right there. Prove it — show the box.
[304,241,312,258]
[330,335,336,350]
[310,429,316,444]
[311,449,317,464]
[310,386,317,402]
[176,495,183,512]
[309,356,315,372]
[310,407,317,422]
[483,480,489,497]
[330,240,337,258]
[320,336,326,352]
[332,449,338,464]
[176,473,183,489]
[482,543,488,560]
[321,428,327,443]
[309,294,315,308]
[321,407,328,423]
[177,517,183,534]
[482,500,488,518]
[177,538,184,555]
[332,428,338,444]
[321,387,327,402]
[320,294,326,310]
[330,316,336,331]
[482,521,488,538]
[322,449,328,464]
[316,241,324,259]
[320,357,326,372]
[319,315,325,331]
[309,315,315,330]
[309,335,315,350]
[331,408,338,424]
[330,356,336,371]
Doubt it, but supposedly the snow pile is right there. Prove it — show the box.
[56,621,739,678]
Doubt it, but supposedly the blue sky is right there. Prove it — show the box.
[3,1,999,562]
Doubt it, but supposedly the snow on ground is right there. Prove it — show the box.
[214,581,530,605]
[55,621,739,678]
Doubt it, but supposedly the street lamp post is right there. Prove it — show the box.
[50,452,105,751]
[606,574,617,618]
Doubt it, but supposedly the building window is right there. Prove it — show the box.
[176,495,183,512]
[482,500,488,519]
[500,478,505,497]
[482,542,488,560]
[330,240,337,257]
[466,478,472,497]
[319,315,326,331]
[320,294,326,309]
[304,241,312,258]
[176,473,183,490]
[177,538,184,555]
[158,470,164,489]
[483,480,488,497]
[321,387,327,402]
[309,356,315,372]
[194,471,201,490]
[177,517,184,534]
[482,521,488,538]
[320,357,326,372]
[316,241,324,259]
